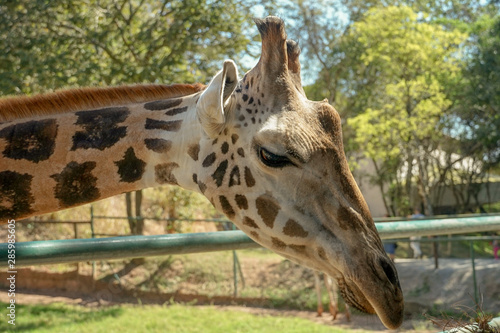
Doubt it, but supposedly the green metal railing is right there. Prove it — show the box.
[2,215,500,266]
[376,215,500,239]
[1,230,258,266]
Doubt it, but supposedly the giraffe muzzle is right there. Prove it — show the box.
[345,256,405,329]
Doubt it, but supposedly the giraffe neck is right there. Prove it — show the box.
[0,93,204,220]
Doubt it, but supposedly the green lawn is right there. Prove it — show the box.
[0,302,360,333]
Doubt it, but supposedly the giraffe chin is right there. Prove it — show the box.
[337,278,375,314]
[337,277,404,330]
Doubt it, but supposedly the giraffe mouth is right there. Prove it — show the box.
[337,277,375,314]
[336,273,404,330]
[329,252,404,329]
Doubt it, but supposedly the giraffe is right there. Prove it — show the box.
[0,17,404,329]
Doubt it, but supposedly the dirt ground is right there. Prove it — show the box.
[395,258,500,313]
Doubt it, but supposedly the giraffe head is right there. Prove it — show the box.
[195,17,404,329]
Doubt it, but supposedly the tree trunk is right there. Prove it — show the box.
[125,192,136,234]
[405,151,414,213]
[372,159,391,216]
[135,190,144,235]
[125,190,144,235]
[417,155,434,216]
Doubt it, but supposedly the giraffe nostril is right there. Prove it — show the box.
[379,257,399,287]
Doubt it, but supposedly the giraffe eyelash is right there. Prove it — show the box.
[257,146,295,168]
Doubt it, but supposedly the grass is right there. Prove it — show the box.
[0,302,360,333]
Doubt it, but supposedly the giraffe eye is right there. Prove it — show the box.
[258,147,293,168]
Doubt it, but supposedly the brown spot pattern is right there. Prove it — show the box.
[202,152,216,167]
[165,107,188,116]
[289,244,307,254]
[114,147,146,183]
[198,181,207,194]
[0,171,34,219]
[143,98,182,111]
[234,194,248,210]
[255,194,280,228]
[237,148,245,157]
[72,107,129,151]
[272,237,286,250]
[231,134,239,144]
[0,119,58,163]
[221,142,229,154]
[212,160,228,187]
[244,167,255,187]
[145,118,182,132]
[283,219,309,238]
[145,138,172,154]
[154,162,179,185]
[51,161,100,208]
[219,196,235,218]
[228,166,240,187]
[243,216,258,228]
[250,231,259,239]
[187,144,200,161]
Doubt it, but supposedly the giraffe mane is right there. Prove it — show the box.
[0,83,206,122]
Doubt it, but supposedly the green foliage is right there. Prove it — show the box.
[345,6,466,214]
[347,5,465,158]
[143,187,220,233]
[0,0,251,95]
[455,14,500,166]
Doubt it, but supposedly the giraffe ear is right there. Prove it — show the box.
[197,60,238,138]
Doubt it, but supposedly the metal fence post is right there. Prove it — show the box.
[233,250,238,297]
[90,205,95,239]
[469,241,478,304]
[432,237,439,269]
[231,223,238,297]
[73,223,79,273]
[90,205,96,290]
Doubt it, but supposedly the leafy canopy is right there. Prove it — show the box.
[347,6,466,161]
[0,0,251,95]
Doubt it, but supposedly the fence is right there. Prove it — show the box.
[8,206,245,295]
[4,214,500,264]
[3,213,500,295]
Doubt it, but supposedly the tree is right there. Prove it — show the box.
[458,15,500,167]
[0,0,251,96]
[437,14,500,213]
[346,6,466,215]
